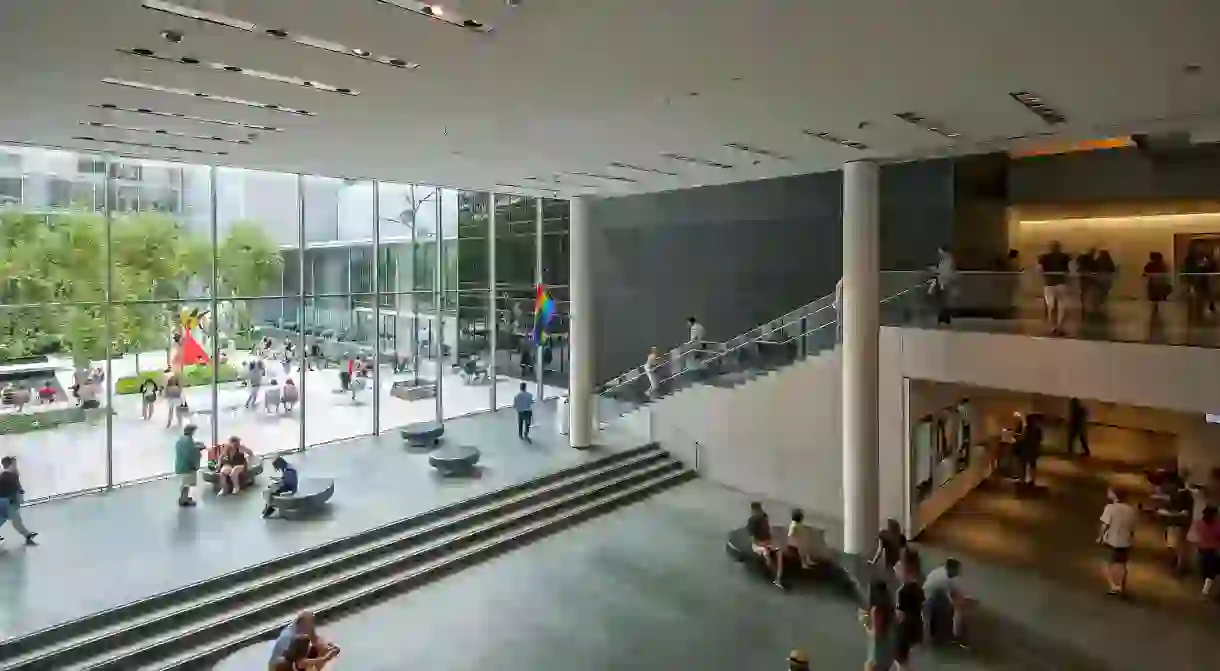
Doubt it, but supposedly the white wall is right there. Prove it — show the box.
[639,326,1220,546]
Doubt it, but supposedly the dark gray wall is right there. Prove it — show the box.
[588,159,953,380]
[1009,144,1220,204]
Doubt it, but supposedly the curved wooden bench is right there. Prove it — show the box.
[200,460,264,488]
[272,478,335,518]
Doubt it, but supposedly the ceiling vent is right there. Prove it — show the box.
[1009,91,1066,125]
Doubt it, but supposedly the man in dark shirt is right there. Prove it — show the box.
[0,456,38,544]
[747,501,782,585]
[1038,241,1073,335]
[262,456,300,518]
[1067,397,1090,457]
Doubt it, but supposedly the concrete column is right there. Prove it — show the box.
[842,160,881,555]
[569,196,594,448]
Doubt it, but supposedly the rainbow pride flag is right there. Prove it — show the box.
[533,284,556,344]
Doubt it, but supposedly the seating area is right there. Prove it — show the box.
[270,477,336,518]
[200,459,265,489]
[725,523,838,588]
[401,420,445,448]
[428,444,481,476]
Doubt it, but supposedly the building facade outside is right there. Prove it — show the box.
[0,143,571,500]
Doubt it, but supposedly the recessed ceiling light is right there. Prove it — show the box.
[141,1,420,70]
[119,48,360,96]
[724,142,793,161]
[77,120,253,145]
[101,77,314,115]
[659,153,734,170]
[374,1,492,32]
[1008,91,1066,125]
[802,130,869,151]
[894,112,960,139]
[607,161,678,176]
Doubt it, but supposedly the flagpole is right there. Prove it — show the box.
[534,197,544,401]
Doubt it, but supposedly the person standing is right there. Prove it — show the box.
[894,549,925,670]
[0,456,38,545]
[644,347,660,396]
[1038,241,1072,335]
[139,376,160,420]
[1191,505,1220,598]
[174,424,202,508]
[932,246,957,325]
[1066,397,1090,457]
[861,578,896,671]
[163,372,183,428]
[1098,486,1138,596]
[245,360,262,409]
[513,382,534,442]
[1016,414,1044,487]
[1075,248,1098,319]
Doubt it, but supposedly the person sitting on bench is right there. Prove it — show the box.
[747,501,782,587]
[37,380,56,404]
[282,379,299,412]
[262,456,299,518]
[269,611,339,670]
[217,436,255,495]
[785,509,821,572]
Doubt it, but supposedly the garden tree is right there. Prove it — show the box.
[216,220,284,334]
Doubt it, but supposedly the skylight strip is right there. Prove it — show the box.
[374,1,492,33]
[724,143,793,161]
[119,49,358,96]
[72,136,229,156]
[607,161,678,176]
[142,1,420,70]
[894,112,960,139]
[1009,91,1067,125]
[565,171,639,184]
[89,104,281,132]
[101,78,314,116]
[802,130,869,151]
[659,152,734,170]
[79,121,251,145]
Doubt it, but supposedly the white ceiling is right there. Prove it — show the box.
[2,0,1219,197]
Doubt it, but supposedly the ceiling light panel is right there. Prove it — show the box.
[723,143,793,161]
[118,49,359,96]
[894,112,960,139]
[659,153,734,170]
[89,104,282,132]
[564,171,639,184]
[101,78,314,116]
[373,1,492,32]
[79,121,252,145]
[141,0,420,70]
[1009,91,1067,125]
[607,162,678,177]
[802,130,869,151]
[72,136,229,156]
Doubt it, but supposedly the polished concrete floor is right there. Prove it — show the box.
[923,423,1220,669]
[218,477,1220,671]
[0,401,638,642]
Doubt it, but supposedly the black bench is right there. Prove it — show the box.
[726,524,833,585]
[200,460,265,489]
[401,420,444,448]
[271,477,335,518]
[429,444,481,476]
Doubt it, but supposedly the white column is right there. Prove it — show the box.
[842,160,881,555]
[569,196,594,448]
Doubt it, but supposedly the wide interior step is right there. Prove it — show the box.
[0,444,690,671]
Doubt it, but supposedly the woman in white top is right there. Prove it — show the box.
[644,347,659,396]
[774,508,822,587]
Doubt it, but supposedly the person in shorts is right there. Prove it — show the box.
[139,377,159,420]
[1099,486,1138,596]
[1038,240,1072,335]
[174,424,202,508]
[746,502,780,586]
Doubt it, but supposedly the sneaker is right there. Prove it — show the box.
[24,532,38,545]
[261,507,274,519]
[773,579,786,590]
[178,499,196,507]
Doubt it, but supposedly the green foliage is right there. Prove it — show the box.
[0,210,282,366]
[0,406,87,435]
[113,361,241,395]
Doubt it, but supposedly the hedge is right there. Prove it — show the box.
[114,362,241,395]
[0,406,88,435]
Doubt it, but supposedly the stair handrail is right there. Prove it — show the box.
[599,290,838,394]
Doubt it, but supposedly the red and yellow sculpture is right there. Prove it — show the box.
[171,307,210,373]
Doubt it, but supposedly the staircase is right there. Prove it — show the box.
[0,446,692,671]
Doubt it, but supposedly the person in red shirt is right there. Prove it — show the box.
[37,381,56,404]
[1191,505,1220,598]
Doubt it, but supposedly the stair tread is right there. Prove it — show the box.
[0,446,667,670]
[56,460,685,671]
[144,468,693,671]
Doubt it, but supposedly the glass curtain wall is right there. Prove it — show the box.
[0,143,568,501]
